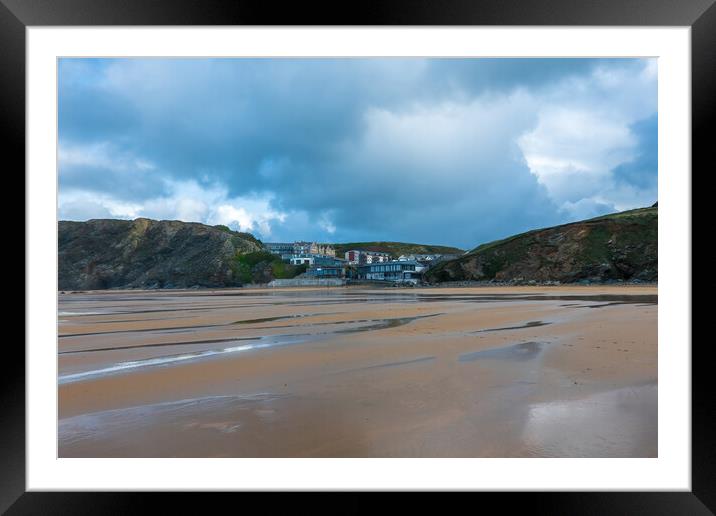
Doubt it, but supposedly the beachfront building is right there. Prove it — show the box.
[293,241,319,255]
[291,255,346,267]
[305,265,346,278]
[290,255,315,266]
[398,253,462,264]
[316,244,336,257]
[365,252,390,264]
[265,241,337,262]
[344,250,360,264]
[344,250,391,265]
[264,242,294,256]
[355,260,427,284]
[398,254,458,266]
[399,254,434,262]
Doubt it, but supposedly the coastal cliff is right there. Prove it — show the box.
[426,206,657,284]
[58,218,264,290]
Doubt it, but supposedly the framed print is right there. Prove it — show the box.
[7,0,710,512]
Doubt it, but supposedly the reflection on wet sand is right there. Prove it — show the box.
[459,341,546,362]
[58,285,657,457]
[521,383,657,457]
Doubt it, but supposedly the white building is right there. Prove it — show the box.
[290,255,315,266]
[344,250,391,265]
[356,260,427,284]
[398,253,461,264]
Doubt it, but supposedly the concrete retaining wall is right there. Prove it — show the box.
[268,278,347,287]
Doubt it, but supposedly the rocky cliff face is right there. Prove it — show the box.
[58,218,263,290]
[426,206,657,284]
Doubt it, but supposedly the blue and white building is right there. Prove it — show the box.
[290,255,346,267]
[355,260,427,284]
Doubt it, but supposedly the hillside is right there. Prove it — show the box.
[425,206,657,284]
[58,218,269,290]
[332,241,464,258]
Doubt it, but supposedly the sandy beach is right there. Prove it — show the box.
[58,285,657,457]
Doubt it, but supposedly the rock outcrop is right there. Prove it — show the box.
[426,206,657,284]
[58,218,263,290]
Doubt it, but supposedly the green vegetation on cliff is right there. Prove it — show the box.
[332,241,464,258]
[426,206,657,284]
[230,251,307,284]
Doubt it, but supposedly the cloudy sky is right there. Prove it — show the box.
[58,58,657,249]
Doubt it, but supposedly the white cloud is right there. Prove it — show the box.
[517,59,657,216]
[317,211,337,235]
[346,90,538,198]
[59,189,143,220]
[57,141,289,239]
[519,108,636,180]
[59,142,156,173]
[59,179,288,239]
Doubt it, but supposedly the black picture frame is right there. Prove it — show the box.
[6,0,708,512]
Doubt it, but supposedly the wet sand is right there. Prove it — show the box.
[58,285,657,457]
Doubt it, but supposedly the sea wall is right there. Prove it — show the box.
[268,278,347,287]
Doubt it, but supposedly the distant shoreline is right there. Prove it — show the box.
[58,281,658,295]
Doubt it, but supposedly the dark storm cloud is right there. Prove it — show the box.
[58,58,657,248]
